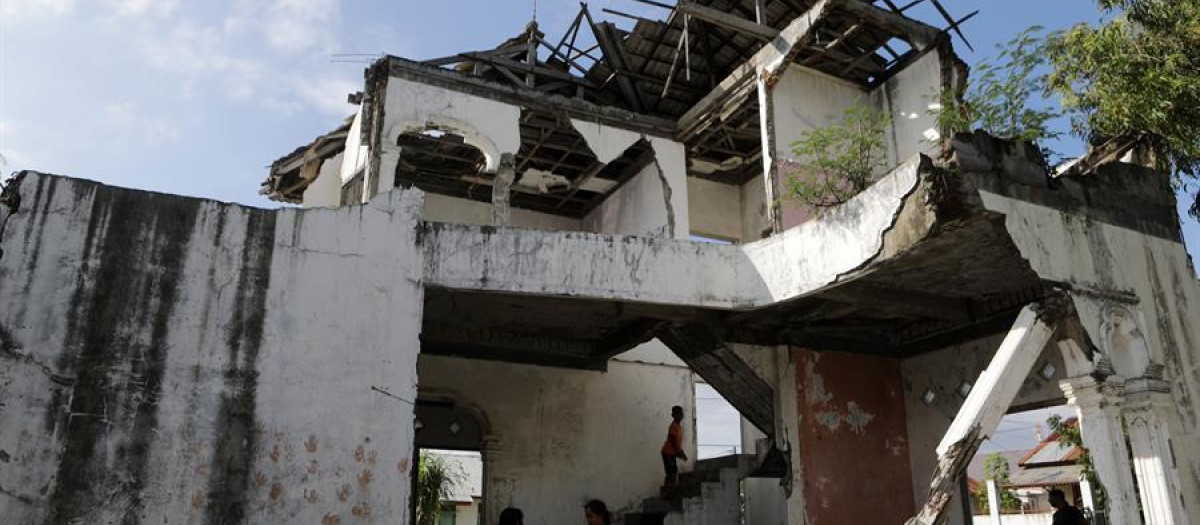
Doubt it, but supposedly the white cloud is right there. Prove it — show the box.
[110,0,179,18]
[293,76,357,117]
[264,0,338,55]
[0,0,77,20]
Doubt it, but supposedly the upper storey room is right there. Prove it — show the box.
[261,0,969,243]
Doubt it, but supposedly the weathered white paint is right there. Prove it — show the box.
[740,174,769,242]
[383,77,522,173]
[1124,387,1187,525]
[425,156,927,310]
[340,107,370,184]
[302,151,345,208]
[902,333,1072,525]
[416,355,695,525]
[570,119,642,164]
[1061,376,1142,525]
[424,193,581,231]
[871,49,943,166]
[0,174,426,525]
[570,119,691,240]
[979,191,1200,521]
[583,161,674,237]
[688,177,743,241]
[649,137,691,240]
[986,479,1002,524]
[936,304,1058,456]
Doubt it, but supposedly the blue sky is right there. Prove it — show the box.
[1,0,1196,266]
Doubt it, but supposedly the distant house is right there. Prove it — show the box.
[967,418,1090,521]
[429,451,484,525]
[1008,419,1087,513]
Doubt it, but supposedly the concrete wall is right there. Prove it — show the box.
[794,350,915,525]
[584,161,673,238]
[979,191,1200,522]
[687,177,743,241]
[771,66,868,229]
[424,193,582,231]
[740,174,769,242]
[870,50,942,167]
[416,355,696,525]
[302,151,345,208]
[0,174,426,525]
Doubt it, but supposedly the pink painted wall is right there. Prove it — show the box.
[794,349,915,525]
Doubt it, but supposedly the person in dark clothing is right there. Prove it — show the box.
[584,499,611,525]
[659,405,688,498]
[1049,488,1088,525]
[497,507,523,525]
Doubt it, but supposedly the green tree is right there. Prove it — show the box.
[416,452,462,525]
[938,26,1062,148]
[973,453,1022,513]
[786,100,892,210]
[1046,0,1200,217]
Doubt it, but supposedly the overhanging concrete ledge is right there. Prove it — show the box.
[423,155,935,310]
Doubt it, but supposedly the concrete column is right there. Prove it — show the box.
[1080,477,1097,515]
[986,479,1003,524]
[755,70,781,235]
[1124,372,1186,525]
[371,147,402,203]
[492,153,515,226]
[1060,375,1142,525]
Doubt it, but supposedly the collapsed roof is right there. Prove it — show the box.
[264,0,972,209]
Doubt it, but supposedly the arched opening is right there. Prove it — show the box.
[412,398,490,525]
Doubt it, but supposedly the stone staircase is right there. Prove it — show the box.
[624,441,786,525]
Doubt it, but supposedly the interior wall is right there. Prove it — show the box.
[793,350,915,525]
[423,193,582,231]
[583,161,672,237]
[302,151,345,208]
[740,174,769,242]
[0,174,426,525]
[416,355,696,525]
[901,333,1072,525]
[869,50,943,166]
[687,177,743,241]
[770,66,868,229]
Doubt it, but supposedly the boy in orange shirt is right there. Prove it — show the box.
[660,405,688,498]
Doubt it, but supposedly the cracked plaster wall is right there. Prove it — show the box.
[0,173,426,525]
[980,191,1200,523]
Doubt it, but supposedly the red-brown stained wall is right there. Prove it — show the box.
[794,349,915,525]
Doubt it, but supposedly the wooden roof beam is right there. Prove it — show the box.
[676,1,780,42]
[676,0,842,141]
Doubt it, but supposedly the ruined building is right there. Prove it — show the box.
[1,1,1198,525]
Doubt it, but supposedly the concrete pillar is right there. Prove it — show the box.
[1060,375,1142,525]
[1080,477,1097,515]
[908,300,1062,525]
[986,479,1003,524]
[1124,372,1186,525]
[492,153,515,226]
[371,147,402,203]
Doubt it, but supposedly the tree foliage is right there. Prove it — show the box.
[973,453,1022,513]
[938,26,1062,147]
[416,452,462,525]
[786,101,891,209]
[1046,0,1200,217]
